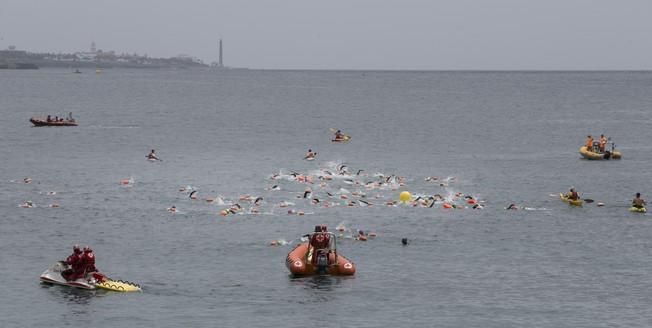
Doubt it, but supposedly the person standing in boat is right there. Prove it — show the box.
[585,135,594,151]
[46,115,52,122]
[599,134,608,153]
[632,193,646,209]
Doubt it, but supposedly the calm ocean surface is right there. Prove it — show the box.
[1,69,652,327]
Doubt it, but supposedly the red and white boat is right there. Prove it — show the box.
[286,225,356,276]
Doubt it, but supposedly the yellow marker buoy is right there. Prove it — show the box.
[399,191,411,202]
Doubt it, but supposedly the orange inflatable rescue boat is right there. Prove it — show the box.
[286,225,356,276]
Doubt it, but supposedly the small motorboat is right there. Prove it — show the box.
[560,193,583,206]
[30,113,78,127]
[629,206,647,213]
[30,118,78,127]
[579,145,621,160]
[39,261,141,292]
[286,225,355,276]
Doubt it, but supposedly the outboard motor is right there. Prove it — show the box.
[316,252,328,274]
[603,151,611,160]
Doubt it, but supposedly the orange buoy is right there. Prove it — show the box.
[443,203,452,209]
[467,199,477,205]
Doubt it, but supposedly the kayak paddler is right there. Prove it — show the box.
[146,149,160,161]
[632,193,646,209]
[567,188,580,201]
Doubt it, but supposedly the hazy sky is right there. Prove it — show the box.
[1,0,651,70]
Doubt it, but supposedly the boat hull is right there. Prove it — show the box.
[39,262,95,289]
[560,193,583,206]
[286,243,355,276]
[30,118,78,127]
[579,146,621,160]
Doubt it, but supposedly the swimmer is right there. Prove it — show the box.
[402,238,409,246]
[23,177,32,184]
[254,197,264,206]
[358,199,371,207]
[168,205,177,213]
[302,189,312,199]
[189,190,198,199]
[506,204,518,210]
[20,201,34,208]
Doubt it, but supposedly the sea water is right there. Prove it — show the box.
[1,69,652,327]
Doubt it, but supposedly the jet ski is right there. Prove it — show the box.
[39,261,141,292]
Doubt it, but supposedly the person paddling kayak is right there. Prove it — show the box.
[566,188,580,201]
[304,149,317,160]
[632,193,647,209]
[146,149,160,161]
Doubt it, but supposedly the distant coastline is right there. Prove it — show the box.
[0,45,208,69]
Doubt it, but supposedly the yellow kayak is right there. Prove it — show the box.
[95,279,142,292]
[560,193,583,206]
[629,207,647,213]
[332,135,351,143]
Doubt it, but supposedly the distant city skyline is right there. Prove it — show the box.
[1,0,651,70]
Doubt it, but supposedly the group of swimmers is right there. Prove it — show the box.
[584,134,611,153]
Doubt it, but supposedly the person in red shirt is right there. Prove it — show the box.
[81,246,98,274]
[62,245,83,281]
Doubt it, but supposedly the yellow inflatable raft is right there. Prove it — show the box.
[579,146,621,160]
[560,193,583,206]
[95,279,142,292]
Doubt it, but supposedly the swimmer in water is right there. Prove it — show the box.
[189,190,198,199]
